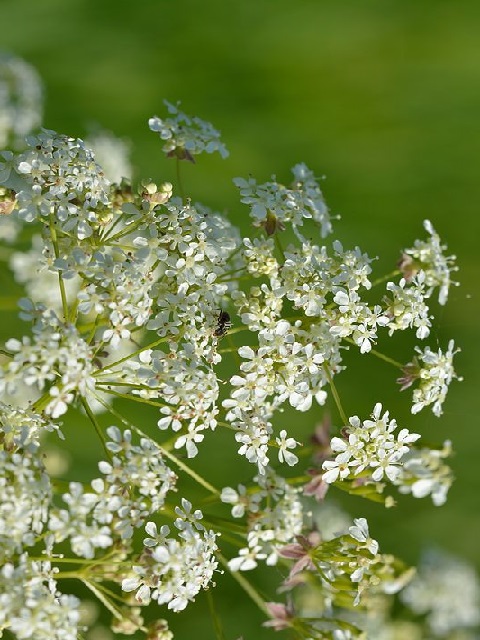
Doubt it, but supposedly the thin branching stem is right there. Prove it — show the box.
[217,552,269,615]
[80,396,111,460]
[324,365,348,426]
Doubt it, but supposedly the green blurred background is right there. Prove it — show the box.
[3,0,480,638]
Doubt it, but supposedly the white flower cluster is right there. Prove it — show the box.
[278,517,405,611]
[0,401,62,451]
[224,469,303,571]
[224,217,455,473]
[0,443,51,559]
[401,219,458,305]
[0,52,43,149]
[396,440,453,506]
[122,499,218,612]
[48,426,176,557]
[384,272,432,339]
[0,405,61,565]
[1,128,110,238]
[0,302,96,418]
[322,403,420,485]
[234,162,332,239]
[149,100,229,160]
[401,549,480,635]
[0,557,80,640]
[223,318,327,472]
[411,340,460,416]
[143,199,240,347]
[99,200,241,455]
[0,78,464,638]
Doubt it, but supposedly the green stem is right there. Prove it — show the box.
[367,347,403,369]
[274,232,286,262]
[89,580,131,607]
[345,338,404,369]
[206,589,226,640]
[98,387,168,408]
[106,215,148,243]
[29,556,89,565]
[217,552,269,615]
[86,314,102,345]
[48,213,69,322]
[217,266,248,282]
[102,211,130,241]
[55,571,83,580]
[92,393,219,495]
[94,336,168,374]
[82,579,124,621]
[157,444,220,496]
[32,389,53,413]
[323,365,348,426]
[176,156,185,200]
[80,396,111,460]
[371,269,401,288]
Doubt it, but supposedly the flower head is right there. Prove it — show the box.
[400,219,458,305]
[149,101,228,160]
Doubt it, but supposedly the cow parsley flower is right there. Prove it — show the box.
[322,403,420,486]
[276,429,299,466]
[0,52,43,148]
[401,549,480,635]
[0,402,62,452]
[0,447,52,559]
[400,219,458,305]
[49,426,177,555]
[0,305,96,418]
[404,339,461,417]
[349,517,379,556]
[4,129,110,239]
[122,503,219,612]
[227,469,303,570]
[0,557,80,640]
[395,440,453,506]
[385,272,432,339]
[220,483,262,518]
[149,100,228,160]
[234,163,332,239]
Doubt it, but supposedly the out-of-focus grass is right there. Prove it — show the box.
[2,1,480,637]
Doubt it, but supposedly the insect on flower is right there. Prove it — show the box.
[213,310,232,338]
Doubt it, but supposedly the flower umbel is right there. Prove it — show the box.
[0,58,464,640]
[148,100,228,160]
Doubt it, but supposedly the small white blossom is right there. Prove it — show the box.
[0,447,51,558]
[349,517,379,556]
[276,429,299,466]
